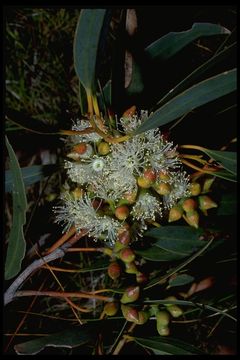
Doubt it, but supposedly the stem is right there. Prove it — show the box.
[44,226,77,255]
[181,159,217,174]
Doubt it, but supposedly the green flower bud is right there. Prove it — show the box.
[163,296,177,306]
[202,177,215,193]
[137,176,152,189]
[198,195,217,212]
[158,171,170,181]
[137,310,150,325]
[136,272,148,284]
[125,261,138,274]
[104,302,119,316]
[167,304,183,318]
[168,206,183,222]
[107,262,121,280]
[120,286,140,304]
[98,141,110,155]
[182,198,197,212]
[157,325,170,336]
[121,304,139,323]
[119,247,135,263]
[185,210,199,228]
[190,182,201,196]
[154,182,172,195]
[156,310,171,327]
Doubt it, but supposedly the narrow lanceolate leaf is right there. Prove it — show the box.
[5,137,27,280]
[14,327,92,355]
[134,336,205,355]
[168,274,194,287]
[5,164,57,192]
[201,149,237,175]
[134,69,236,134]
[145,22,230,61]
[74,9,107,90]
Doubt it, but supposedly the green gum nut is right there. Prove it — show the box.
[120,286,140,304]
[104,302,119,316]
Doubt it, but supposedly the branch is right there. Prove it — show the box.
[4,231,86,306]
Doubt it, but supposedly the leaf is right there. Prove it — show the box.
[5,137,27,280]
[207,170,236,182]
[134,336,205,355]
[5,164,57,193]
[168,274,194,287]
[155,42,236,109]
[134,69,237,134]
[14,327,92,355]
[74,9,107,91]
[136,246,186,262]
[217,192,237,215]
[125,57,144,96]
[145,226,204,255]
[200,149,237,175]
[145,22,230,61]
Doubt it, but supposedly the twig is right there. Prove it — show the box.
[4,231,86,306]
[14,290,113,302]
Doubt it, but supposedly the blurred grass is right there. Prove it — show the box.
[5,8,80,126]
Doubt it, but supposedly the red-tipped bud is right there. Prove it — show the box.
[125,261,138,274]
[190,182,201,196]
[104,302,119,316]
[136,272,148,283]
[118,227,131,246]
[168,206,183,222]
[121,304,139,323]
[115,205,130,220]
[119,247,136,263]
[72,142,87,154]
[107,262,121,280]
[198,195,217,212]
[182,198,197,212]
[154,182,172,195]
[122,105,136,117]
[185,210,199,228]
[120,286,140,304]
[143,168,157,183]
[98,141,110,155]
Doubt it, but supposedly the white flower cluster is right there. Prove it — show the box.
[54,111,190,245]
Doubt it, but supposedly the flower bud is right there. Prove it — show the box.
[136,272,148,284]
[156,310,171,327]
[107,262,121,280]
[72,142,87,154]
[119,247,135,263]
[182,198,197,212]
[125,261,138,274]
[122,191,137,204]
[157,325,170,336]
[118,225,131,246]
[71,187,84,199]
[121,304,139,323]
[104,302,119,316]
[154,182,171,195]
[190,182,201,196]
[185,210,199,228]
[166,304,183,318]
[168,206,183,222]
[137,310,150,325]
[137,176,152,188]
[158,171,170,182]
[122,105,136,117]
[98,141,110,155]
[120,286,140,304]
[143,168,157,183]
[115,205,130,220]
[202,177,215,193]
[198,195,217,212]
[163,295,177,306]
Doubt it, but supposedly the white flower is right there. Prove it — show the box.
[131,192,162,221]
[54,194,121,245]
[65,156,105,185]
[71,119,102,143]
[163,171,190,209]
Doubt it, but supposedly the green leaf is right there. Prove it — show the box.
[217,192,237,215]
[134,69,236,134]
[14,327,92,355]
[206,170,236,182]
[5,137,27,280]
[134,336,205,355]
[168,274,194,287]
[136,246,186,262]
[5,164,57,193]
[126,58,144,96]
[74,9,107,91]
[78,81,88,115]
[201,149,237,175]
[145,23,230,61]
[155,42,236,109]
